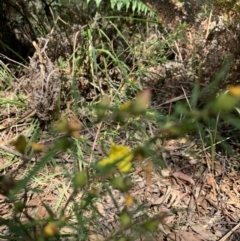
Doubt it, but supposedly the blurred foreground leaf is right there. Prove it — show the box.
[12,135,28,154]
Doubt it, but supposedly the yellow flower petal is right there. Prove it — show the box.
[30,142,46,152]
[44,222,58,237]
[228,85,240,97]
[98,157,113,167]
[117,161,132,173]
[98,143,133,173]
[125,195,134,206]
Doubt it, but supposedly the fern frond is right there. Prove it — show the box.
[87,0,156,17]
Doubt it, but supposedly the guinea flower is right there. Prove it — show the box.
[98,143,133,173]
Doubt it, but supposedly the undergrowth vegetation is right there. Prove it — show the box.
[1,0,240,240]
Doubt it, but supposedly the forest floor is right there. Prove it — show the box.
[1,1,240,241]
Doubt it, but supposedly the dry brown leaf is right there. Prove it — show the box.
[214,161,222,176]
[206,191,218,203]
[95,202,106,216]
[169,189,181,207]
[161,168,171,177]
[180,231,202,241]
[89,233,105,241]
[152,185,172,205]
[172,171,195,185]
[206,174,217,199]
[36,205,48,218]
[190,224,217,241]
[206,174,215,187]
[164,214,175,224]
[166,232,180,241]
[163,140,178,150]
[233,180,240,196]
[0,158,5,166]
[198,196,208,211]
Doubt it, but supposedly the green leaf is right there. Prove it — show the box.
[212,92,237,112]
[111,176,132,192]
[95,0,102,8]
[95,96,110,121]
[117,1,123,11]
[141,219,159,231]
[13,135,28,154]
[119,210,131,227]
[73,170,88,189]
[54,136,73,152]
[14,202,25,213]
[132,0,137,12]
[110,0,117,9]
[0,175,16,195]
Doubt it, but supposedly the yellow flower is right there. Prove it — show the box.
[228,85,240,97]
[125,195,134,206]
[44,222,59,237]
[98,143,133,173]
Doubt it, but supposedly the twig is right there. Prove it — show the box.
[71,31,81,77]
[0,144,27,159]
[219,221,240,241]
[89,121,103,164]
[0,110,36,132]
[181,86,192,111]
[0,144,74,164]
[32,41,45,64]
[205,8,213,40]
[152,94,191,108]
[174,40,183,62]
[0,54,28,69]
